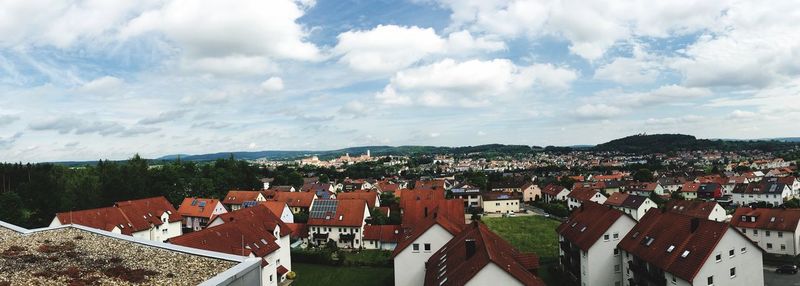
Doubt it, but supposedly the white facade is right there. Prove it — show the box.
[51,212,181,242]
[611,198,657,221]
[560,216,636,286]
[464,262,525,286]
[308,206,370,249]
[545,188,570,203]
[621,228,763,286]
[732,185,791,206]
[738,225,800,256]
[275,204,295,224]
[567,193,608,211]
[522,184,542,203]
[706,204,728,222]
[483,199,521,214]
[183,201,227,231]
[393,224,454,286]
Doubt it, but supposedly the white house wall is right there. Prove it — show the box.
[393,224,453,286]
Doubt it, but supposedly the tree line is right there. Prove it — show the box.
[0,155,261,228]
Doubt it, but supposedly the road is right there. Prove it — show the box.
[764,265,800,285]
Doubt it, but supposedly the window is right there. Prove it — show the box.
[707,275,713,285]
[424,243,431,251]
[729,249,735,257]
[730,267,736,278]
[666,245,675,253]
[604,234,610,241]
[614,248,620,256]
[753,230,758,235]
[672,275,677,284]
[613,232,619,240]
[766,231,771,237]
[413,243,419,252]
[614,264,620,272]
[779,232,783,238]
[270,275,273,282]
[741,229,746,234]
[741,247,747,253]
[781,244,786,250]
[767,243,773,249]
[715,254,721,262]
[496,203,500,206]
[681,250,690,258]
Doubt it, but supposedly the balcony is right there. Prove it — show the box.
[627,261,666,286]
[340,233,356,242]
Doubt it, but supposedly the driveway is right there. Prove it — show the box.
[764,266,800,285]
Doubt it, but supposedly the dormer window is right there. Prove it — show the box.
[740,216,746,221]
[632,231,640,239]
[750,217,756,222]
[643,236,655,246]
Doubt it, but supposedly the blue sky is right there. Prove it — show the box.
[1,0,799,162]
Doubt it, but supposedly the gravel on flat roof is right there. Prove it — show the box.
[0,226,237,285]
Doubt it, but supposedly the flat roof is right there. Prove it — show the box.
[0,223,241,285]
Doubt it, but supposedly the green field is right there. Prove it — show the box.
[292,263,394,286]
[483,215,562,285]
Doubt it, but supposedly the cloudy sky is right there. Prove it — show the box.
[1,0,799,162]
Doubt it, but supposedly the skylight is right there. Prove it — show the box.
[681,250,690,258]
[632,231,640,238]
[666,245,675,253]
[571,222,577,227]
[580,226,587,232]
[770,217,775,222]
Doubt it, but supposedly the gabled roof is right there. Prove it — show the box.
[732,180,789,194]
[169,211,282,258]
[665,200,720,219]
[401,199,464,229]
[566,188,601,202]
[338,191,379,207]
[414,179,446,191]
[399,189,446,211]
[258,201,289,218]
[55,196,180,235]
[731,207,800,232]
[392,210,466,258]
[363,225,402,242]
[696,183,721,195]
[681,182,701,193]
[272,192,316,208]
[222,190,263,205]
[301,182,331,192]
[604,192,629,207]
[213,204,290,237]
[556,202,624,252]
[178,198,221,219]
[620,194,650,209]
[626,182,659,192]
[541,184,567,196]
[306,199,368,227]
[618,210,735,282]
[285,223,308,238]
[423,222,545,286]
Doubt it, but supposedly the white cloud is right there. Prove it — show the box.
[573,104,623,119]
[592,85,712,108]
[0,133,23,149]
[728,110,757,120]
[261,77,285,92]
[645,115,704,125]
[594,45,661,85]
[0,114,20,126]
[334,25,505,73]
[138,109,188,125]
[79,76,124,94]
[29,115,159,137]
[376,58,576,106]
[121,0,321,74]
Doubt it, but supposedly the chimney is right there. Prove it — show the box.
[465,239,476,259]
[424,207,428,218]
[690,217,700,233]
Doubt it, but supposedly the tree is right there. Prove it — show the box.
[0,191,25,225]
[294,212,309,223]
[319,174,330,183]
[670,191,685,200]
[633,169,654,182]
[288,172,304,189]
[368,208,389,225]
[379,192,398,207]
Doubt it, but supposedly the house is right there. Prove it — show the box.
[731,208,800,256]
[521,182,542,203]
[177,197,227,231]
[337,191,380,208]
[491,180,527,193]
[171,204,292,286]
[451,184,483,209]
[619,209,764,286]
[541,184,570,203]
[223,190,266,211]
[665,200,727,222]
[424,222,545,286]
[363,225,403,250]
[272,191,317,214]
[697,183,723,199]
[414,179,449,191]
[658,177,687,193]
[392,203,466,286]
[482,193,521,214]
[625,182,665,197]
[301,182,334,193]
[680,182,701,200]
[566,188,607,211]
[557,202,636,286]
[268,185,296,193]
[306,199,370,249]
[257,201,295,223]
[732,178,792,207]
[50,196,182,242]
[776,176,800,193]
[399,188,447,215]
[603,193,656,221]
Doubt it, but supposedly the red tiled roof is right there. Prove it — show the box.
[258,201,289,218]
[177,198,222,219]
[665,200,720,219]
[307,199,368,227]
[169,215,281,257]
[604,192,629,207]
[338,191,379,207]
[566,188,600,202]
[556,202,624,252]
[114,196,181,231]
[55,206,133,234]
[731,207,800,232]
[618,209,733,282]
[414,179,446,191]
[285,223,308,238]
[593,173,624,181]
[399,189,446,211]
[222,190,263,205]
[268,186,294,192]
[681,182,701,193]
[213,204,291,237]
[423,222,545,286]
[272,192,316,208]
[541,184,567,196]
[277,265,289,276]
[392,213,466,258]
[401,199,464,229]
[363,225,402,242]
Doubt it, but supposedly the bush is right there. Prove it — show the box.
[286,271,297,279]
[291,248,341,266]
[341,250,392,267]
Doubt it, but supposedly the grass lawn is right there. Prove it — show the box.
[483,215,562,286]
[292,263,393,286]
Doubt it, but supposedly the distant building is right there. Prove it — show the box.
[665,200,727,222]
[732,178,792,206]
[731,207,800,256]
[177,197,227,231]
[566,188,607,211]
[541,184,570,203]
[272,191,317,214]
[222,190,266,211]
[482,192,522,214]
[363,224,402,250]
[451,183,483,209]
[603,193,656,221]
[306,199,370,249]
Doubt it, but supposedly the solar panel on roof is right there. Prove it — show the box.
[310,200,338,219]
[198,201,207,207]
[242,201,259,208]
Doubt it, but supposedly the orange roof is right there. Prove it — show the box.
[55,206,132,234]
[177,198,221,219]
[338,191,379,207]
[259,201,289,218]
[56,196,181,235]
[731,207,800,232]
[212,204,290,237]
[665,200,720,219]
[399,189,446,211]
[681,182,701,193]
[557,202,624,251]
[272,192,316,208]
[222,190,263,205]
[604,192,629,207]
[363,225,402,242]
[401,199,464,229]
[307,199,368,227]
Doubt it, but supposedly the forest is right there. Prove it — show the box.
[0,155,262,228]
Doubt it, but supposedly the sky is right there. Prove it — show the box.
[1,0,799,162]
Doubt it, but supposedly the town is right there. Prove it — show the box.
[1,134,800,285]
